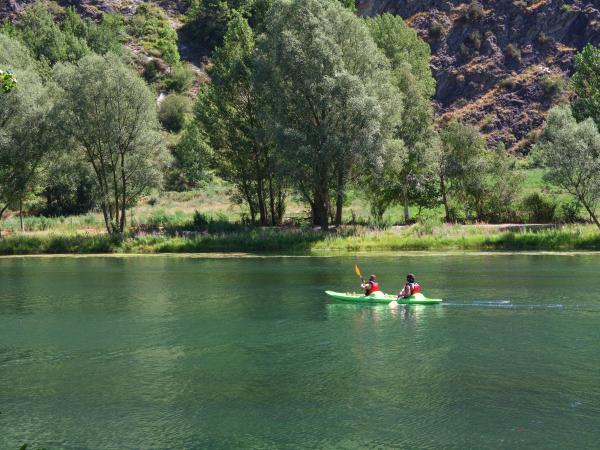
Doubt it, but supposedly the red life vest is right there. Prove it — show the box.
[407,282,421,295]
[366,281,380,295]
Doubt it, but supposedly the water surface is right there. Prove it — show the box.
[1,255,600,448]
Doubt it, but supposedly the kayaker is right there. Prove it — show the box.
[361,274,379,295]
[398,273,421,299]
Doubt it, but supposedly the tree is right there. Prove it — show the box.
[534,105,600,229]
[256,0,402,230]
[438,121,488,221]
[158,93,192,132]
[0,34,54,236]
[196,12,285,225]
[365,13,436,223]
[169,122,212,190]
[54,53,168,235]
[129,4,179,66]
[16,3,90,65]
[572,44,600,128]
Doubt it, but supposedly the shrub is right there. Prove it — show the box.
[541,75,565,97]
[505,43,521,62]
[144,59,160,82]
[499,77,516,89]
[165,63,195,93]
[429,22,445,40]
[469,31,482,49]
[559,200,582,223]
[560,4,574,13]
[536,31,551,45]
[128,4,179,65]
[158,94,192,132]
[521,193,557,223]
[459,43,470,57]
[463,0,485,23]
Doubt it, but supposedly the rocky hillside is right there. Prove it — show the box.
[3,0,600,152]
[357,0,600,152]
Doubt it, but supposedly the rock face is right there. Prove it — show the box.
[357,0,600,152]
[3,0,599,152]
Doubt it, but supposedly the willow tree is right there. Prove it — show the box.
[535,105,600,229]
[0,34,54,236]
[256,0,402,230]
[55,53,168,235]
[196,12,285,225]
[365,13,437,223]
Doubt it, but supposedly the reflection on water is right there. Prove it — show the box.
[326,302,445,323]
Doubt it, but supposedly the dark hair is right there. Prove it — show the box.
[369,274,376,281]
[407,273,415,282]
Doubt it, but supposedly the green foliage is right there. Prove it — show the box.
[0,69,17,92]
[499,76,517,89]
[571,44,600,127]
[158,93,192,131]
[54,53,169,234]
[521,192,557,222]
[5,3,123,67]
[365,13,437,222]
[438,121,522,222]
[560,4,574,13]
[535,105,600,228]
[169,123,212,190]
[198,11,285,225]
[0,34,55,230]
[429,22,445,40]
[469,31,482,50]
[258,0,402,229]
[165,63,196,92]
[536,31,551,45]
[463,0,485,23]
[541,75,565,97]
[505,43,521,62]
[129,3,179,66]
[16,2,88,64]
[39,152,97,216]
[182,0,267,52]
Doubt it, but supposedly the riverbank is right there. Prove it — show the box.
[1,224,599,255]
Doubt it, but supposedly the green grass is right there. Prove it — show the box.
[1,225,599,255]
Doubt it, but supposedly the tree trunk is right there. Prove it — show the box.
[268,175,276,226]
[402,184,410,224]
[313,188,329,231]
[581,197,600,230]
[19,199,24,233]
[440,173,450,222]
[335,170,344,227]
[257,176,268,226]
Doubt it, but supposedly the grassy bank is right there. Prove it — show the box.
[1,224,600,255]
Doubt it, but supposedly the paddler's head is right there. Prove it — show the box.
[369,274,376,282]
[407,274,415,282]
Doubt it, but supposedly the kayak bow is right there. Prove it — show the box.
[325,290,442,305]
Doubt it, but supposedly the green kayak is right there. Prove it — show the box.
[325,290,442,305]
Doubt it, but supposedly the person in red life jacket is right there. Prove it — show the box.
[361,274,379,296]
[398,273,421,298]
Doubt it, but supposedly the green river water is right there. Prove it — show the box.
[1,254,600,449]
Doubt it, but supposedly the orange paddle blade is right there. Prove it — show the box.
[354,263,362,278]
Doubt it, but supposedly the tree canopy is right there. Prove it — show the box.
[256,0,402,229]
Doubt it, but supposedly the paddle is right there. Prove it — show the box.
[354,262,364,283]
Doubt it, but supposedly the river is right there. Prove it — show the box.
[1,254,600,448]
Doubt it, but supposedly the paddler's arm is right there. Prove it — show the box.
[397,284,408,299]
